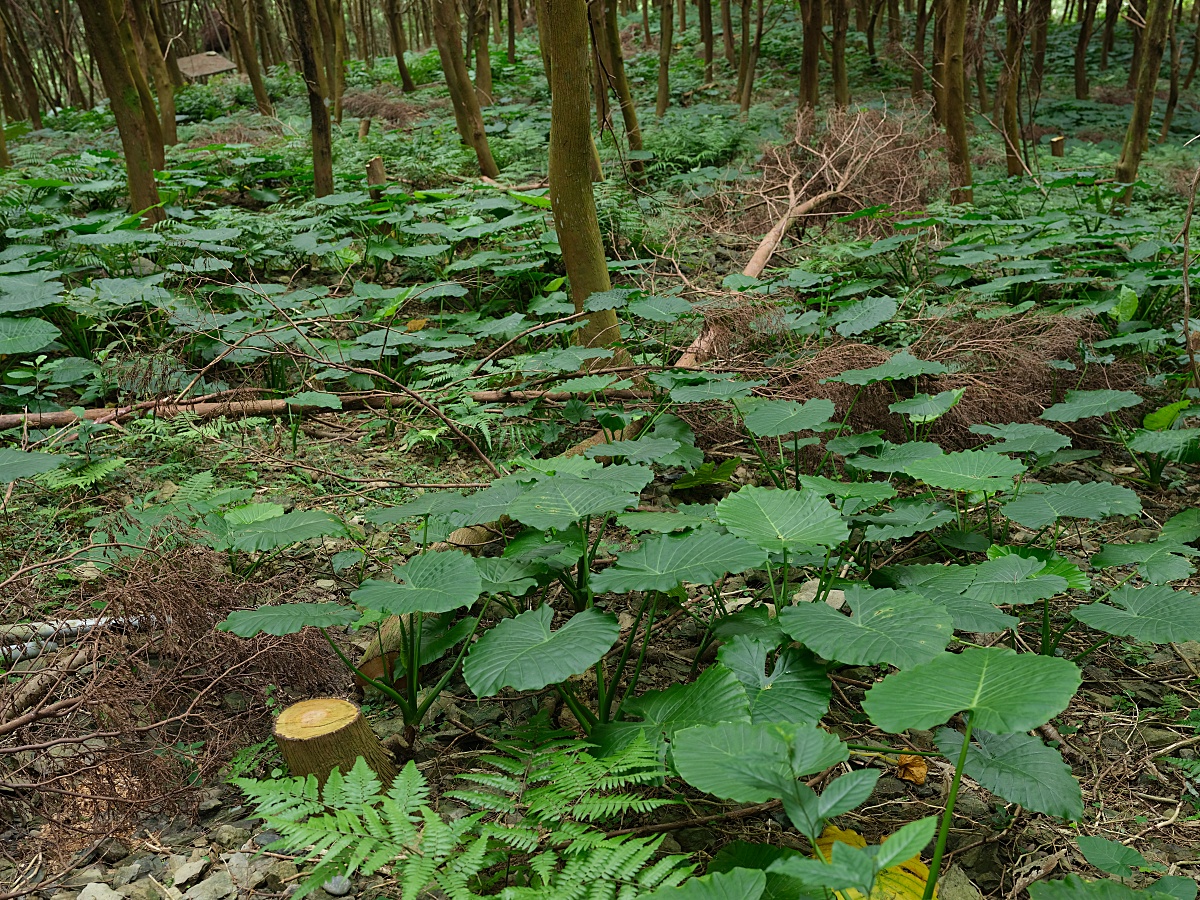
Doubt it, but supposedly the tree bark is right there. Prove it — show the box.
[0,3,42,129]
[226,0,274,115]
[1115,0,1169,202]
[943,0,972,203]
[433,0,501,176]
[832,0,850,105]
[799,0,822,108]
[739,0,763,111]
[1028,0,1050,94]
[1100,0,1119,68]
[546,0,625,356]
[602,0,646,179]
[1074,0,1099,97]
[699,0,714,80]
[385,0,418,90]
[78,0,164,223]
[131,0,179,144]
[274,698,398,787]
[1159,0,1183,142]
[656,0,672,115]
[475,0,493,102]
[999,0,1024,176]
[288,0,335,196]
[721,0,736,64]
[911,0,929,97]
[1127,0,1148,89]
[113,0,165,167]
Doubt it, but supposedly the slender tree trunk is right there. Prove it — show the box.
[385,0,417,90]
[0,18,20,125]
[1100,0,1118,68]
[699,0,714,79]
[226,0,274,114]
[739,0,763,111]
[735,0,750,96]
[800,0,822,107]
[475,1,493,102]
[508,0,517,61]
[656,0,672,115]
[1184,14,1200,88]
[78,0,164,222]
[331,0,349,120]
[545,0,624,356]
[999,0,1023,176]
[0,4,42,129]
[287,0,334,195]
[1074,0,1099,97]
[678,0,687,29]
[643,0,651,45]
[1159,0,1183,141]
[1116,0,1169,201]
[1127,0,1148,88]
[943,0,972,202]
[832,0,850,104]
[113,0,164,167]
[856,0,869,32]
[602,0,646,178]
[721,0,735,64]
[433,0,501,176]
[931,0,945,120]
[589,0,610,129]
[911,0,929,96]
[1028,0,1050,93]
[888,0,902,43]
[131,0,179,144]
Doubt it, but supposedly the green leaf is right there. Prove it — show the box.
[964,555,1068,606]
[1161,508,1200,543]
[1151,877,1198,900]
[1075,836,1160,877]
[1029,876,1163,900]
[1128,428,1200,461]
[672,721,849,802]
[903,450,1026,493]
[848,441,944,475]
[590,529,764,594]
[628,294,694,323]
[284,391,343,409]
[718,636,831,724]
[832,295,897,336]
[1040,390,1142,423]
[860,499,955,541]
[1002,481,1142,529]
[708,843,810,900]
[935,728,1083,819]
[230,510,346,552]
[780,586,953,668]
[352,551,482,615]
[0,448,65,483]
[223,502,286,526]
[475,557,543,596]
[889,388,966,424]
[670,377,764,403]
[218,602,359,637]
[0,316,61,355]
[742,398,836,437]
[617,506,716,533]
[463,605,618,696]
[508,474,637,530]
[644,867,766,900]
[986,545,1092,591]
[1073,584,1200,643]
[584,437,682,465]
[971,422,1073,457]
[589,665,750,757]
[1144,400,1191,431]
[862,647,1081,733]
[796,475,897,515]
[823,352,947,386]
[1091,541,1198,584]
[717,486,849,552]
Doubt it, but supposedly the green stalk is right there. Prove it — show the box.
[600,592,653,722]
[414,614,483,723]
[1040,597,1053,655]
[319,627,413,719]
[612,592,659,722]
[847,743,943,757]
[923,712,974,900]
[1071,634,1115,663]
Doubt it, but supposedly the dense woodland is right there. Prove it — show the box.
[2,1,1200,899]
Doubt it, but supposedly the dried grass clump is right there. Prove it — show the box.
[185,121,283,149]
[342,88,420,125]
[1,549,342,856]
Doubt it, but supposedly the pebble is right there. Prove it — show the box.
[182,872,236,900]
[170,859,208,888]
[78,885,123,900]
[211,825,250,850]
[252,831,281,848]
[321,876,353,897]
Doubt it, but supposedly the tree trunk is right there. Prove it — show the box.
[226,0,274,114]
[721,0,735,64]
[1028,0,1050,94]
[1074,0,1099,98]
[508,0,517,61]
[999,0,1023,176]
[0,4,42,129]
[475,1,493,102]
[1099,0,1118,67]
[888,0,902,43]
[288,0,335,195]
[931,0,945,120]
[1115,0,1169,202]
[1159,0,1183,142]
[832,0,850,104]
[78,0,164,223]
[656,0,672,115]
[546,0,624,355]
[943,0,972,202]
[602,0,646,179]
[739,0,763,111]
[800,0,822,107]
[386,0,418,90]
[433,0,501,176]
[130,0,179,145]
[699,0,714,79]
[735,0,750,97]
[1127,0,1148,89]
[911,0,929,96]
[1184,13,1199,88]
[274,698,398,787]
[589,0,611,128]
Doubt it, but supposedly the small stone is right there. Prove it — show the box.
[97,839,132,864]
[870,777,908,801]
[954,793,992,822]
[112,866,141,889]
[170,859,208,888]
[658,835,682,854]
[322,876,353,897]
[938,865,984,900]
[1134,725,1180,749]
[211,825,250,849]
[118,880,162,900]
[252,831,281,848]
[673,827,715,852]
[182,872,235,900]
[66,869,110,889]
[259,860,298,892]
[222,853,252,888]
[79,885,123,900]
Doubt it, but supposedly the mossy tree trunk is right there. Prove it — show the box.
[832,0,850,106]
[475,0,493,102]
[288,0,335,196]
[1116,0,1170,200]
[603,0,646,180]
[656,0,673,116]
[911,0,929,97]
[942,0,972,203]
[1074,0,1099,98]
[131,0,178,144]
[799,0,822,108]
[226,0,274,115]
[433,0,500,176]
[1100,0,1119,68]
[1159,0,1183,142]
[78,0,164,224]
[1127,0,1148,89]
[385,0,418,90]
[1028,0,1050,94]
[113,0,165,168]
[698,0,714,80]
[545,0,625,355]
[999,0,1024,177]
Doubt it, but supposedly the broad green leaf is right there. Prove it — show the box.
[644,867,766,900]
[779,586,953,668]
[507,474,637,530]
[708,843,810,900]
[767,840,878,898]
[584,437,681,465]
[848,440,943,475]
[796,475,897,515]
[718,636,831,724]
[1091,541,1198,584]
[862,647,1081,733]
[617,506,716,533]
[935,728,1083,819]
[1151,878,1198,900]
[0,448,65,482]
[223,502,286,526]
[742,398,836,437]
[230,510,346,552]
[352,551,482,615]
[284,391,342,409]
[1075,836,1160,877]
[717,486,849,551]
[782,770,880,845]
[889,388,965,424]
[970,422,1073,457]
[589,665,750,757]
[463,605,618,696]
[1040,390,1142,423]
[218,602,359,637]
[832,295,897,336]
[628,294,694,323]
[1128,428,1200,460]
[1073,584,1200,642]
[964,555,1068,606]
[672,721,849,802]
[590,529,764,594]
[1144,400,1191,431]
[823,352,947,386]
[475,557,543,596]
[0,316,61,355]
[1029,876,1164,900]
[860,499,955,542]
[669,376,764,403]
[903,450,1026,493]
[986,545,1092,591]
[1002,481,1141,529]
[1161,508,1200,543]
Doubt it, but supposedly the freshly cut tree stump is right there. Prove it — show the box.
[273,698,397,786]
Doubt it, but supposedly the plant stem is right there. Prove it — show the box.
[923,712,974,900]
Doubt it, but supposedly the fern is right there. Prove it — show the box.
[172,470,216,504]
[37,456,127,491]
[235,722,693,899]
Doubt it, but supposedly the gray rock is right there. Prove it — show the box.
[322,876,353,897]
[673,827,715,852]
[211,825,250,850]
[953,793,992,822]
[221,853,254,889]
[118,880,162,900]
[252,831,281,848]
[170,859,208,888]
[97,839,132,864]
[258,860,298,892]
[78,884,124,900]
[182,873,235,900]
[870,777,908,801]
[938,865,984,900]
[48,892,79,900]
[66,869,110,889]
[1135,725,1179,749]
[112,866,141,889]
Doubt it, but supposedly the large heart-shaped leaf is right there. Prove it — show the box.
[717,486,848,551]
[584,437,682,465]
[352,550,482,615]
[889,388,965,424]
[780,586,953,669]
[742,398,836,437]
[1073,584,1200,643]
[0,448,65,483]
[463,605,618,696]
[1002,481,1142,529]
[1040,390,1142,422]
[1074,837,1159,878]
[219,602,359,637]
[797,475,897,515]
[230,510,346,552]
[964,555,1068,606]
[591,529,765,594]
[718,636,831,724]
[0,316,61,355]
[859,499,955,541]
[862,648,1081,733]
[832,295,897,336]
[935,728,1083,819]
[823,352,947,386]
[644,867,766,900]
[1091,541,1198,584]
[904,450,1026,493]
[971,422,1073,457]
[507,474,637,530]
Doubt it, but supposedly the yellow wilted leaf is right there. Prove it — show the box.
[896,754,928,785]
[405,318,427,332]
[815,825,936,900]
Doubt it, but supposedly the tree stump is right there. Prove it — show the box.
[273,698,397,786]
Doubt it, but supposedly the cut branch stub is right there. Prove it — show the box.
[273,697,397,786]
